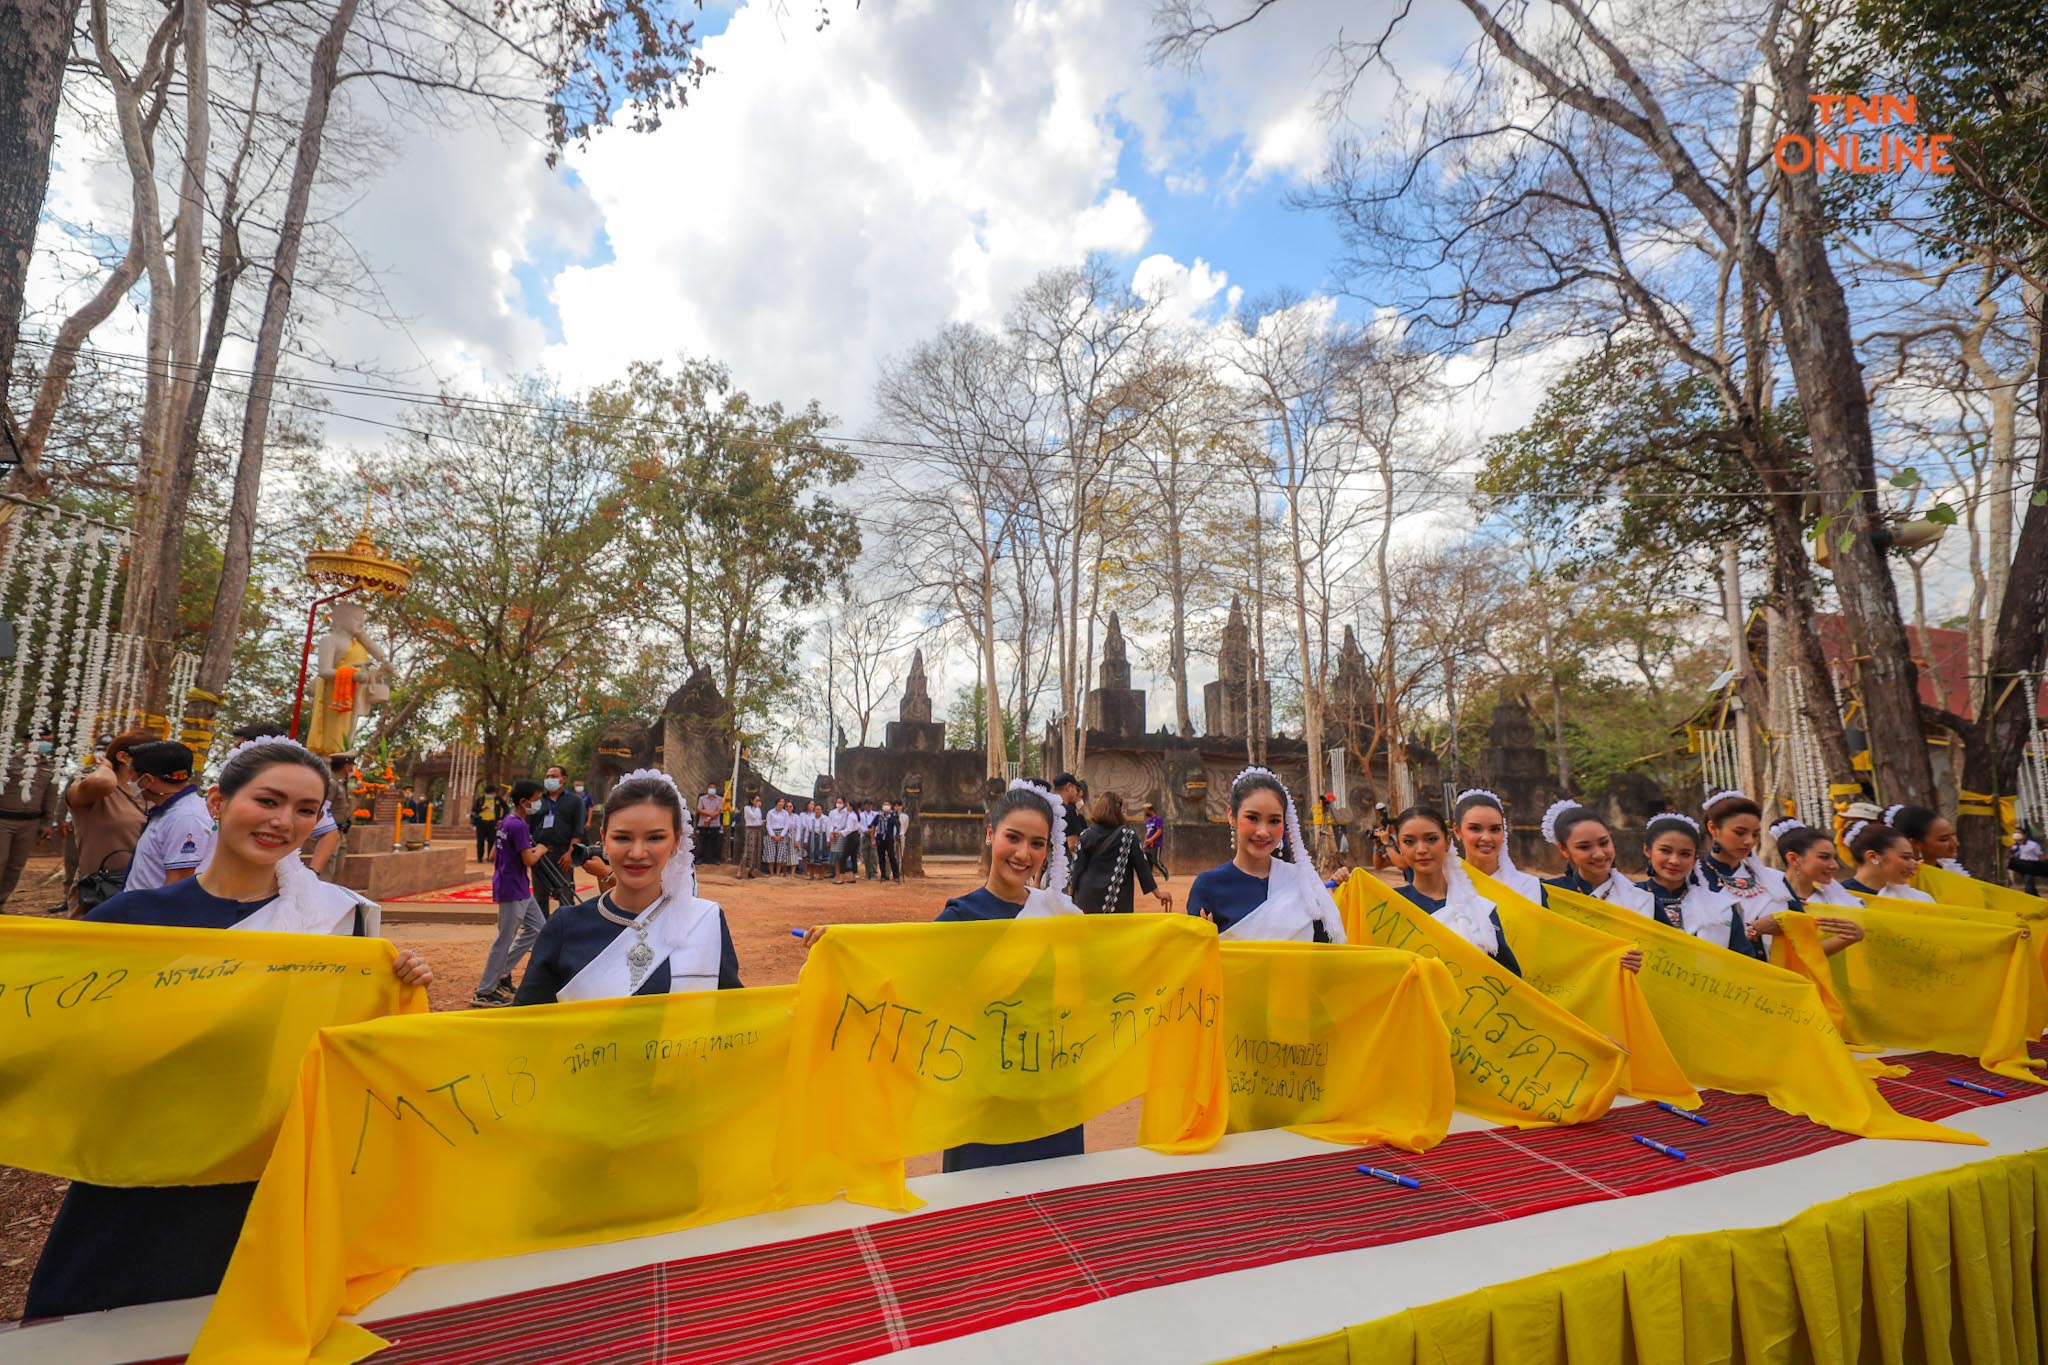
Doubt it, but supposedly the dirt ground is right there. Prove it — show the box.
[0,853,1145,1320]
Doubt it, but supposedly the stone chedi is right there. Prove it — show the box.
[885,649,947,752]
[1084,612,1146,738]
[1202,596,1271,739]
[1478,698,1564,868]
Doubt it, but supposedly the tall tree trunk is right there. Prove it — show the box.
[1543,605,1571,791]
[980,559,1001,781]
[162,0,208,451]
[1770,27,1935,806]
[1766,501,1859,782]
[146,217,244,647]
[1249,476,1267,766]
[1954,296,2048,876]
[1289,489,1323,812]
[0,0,80,465]
[1167,456,1193,736]
[192,0,361,714]
[93,0,177,654]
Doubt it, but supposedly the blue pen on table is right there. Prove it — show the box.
[1947,1077,2007,1099]
[1632,1134,1687,1161]
[1654,1100,1710,1127]
[1355,1164,1420,1190]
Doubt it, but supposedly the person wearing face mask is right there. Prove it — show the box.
[61,729,153,915]
[125,741,216,891]
[474,779,549,1007]
[0,726,63,907]
[531,764,586,918]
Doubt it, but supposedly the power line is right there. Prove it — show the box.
[15,333,2037,507]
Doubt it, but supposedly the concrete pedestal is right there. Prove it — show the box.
[339,845,469,900]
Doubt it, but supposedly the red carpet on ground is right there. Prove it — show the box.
[313,1044,2042,1365]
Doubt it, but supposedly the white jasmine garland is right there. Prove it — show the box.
[56,528,106,780]
[23,520,79,797]
[0,515,51,785]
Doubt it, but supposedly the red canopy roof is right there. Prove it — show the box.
[1811,614,2048,722]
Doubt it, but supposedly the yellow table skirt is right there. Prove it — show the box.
[1217,1145,2046,1365]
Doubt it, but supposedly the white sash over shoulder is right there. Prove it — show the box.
[229,863,378,936]
[1220,865,1347,943]
[1017,886,1082,918]
[1584,868,1657,916]
[231,882,377,936]
[1807,879,1860,907]
[1489,862,1547,905]
[1434,861,1500,956]
[560,895,724,1002]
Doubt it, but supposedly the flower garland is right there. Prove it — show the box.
[55,528,105,780]
[22,520,79,798]
[0,514,51,787]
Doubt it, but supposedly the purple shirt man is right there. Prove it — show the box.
[476,782,547,1006]
[493,808,534,902]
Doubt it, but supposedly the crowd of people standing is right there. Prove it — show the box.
[724,792,905,884]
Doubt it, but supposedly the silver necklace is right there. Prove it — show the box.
[598,893,671,991]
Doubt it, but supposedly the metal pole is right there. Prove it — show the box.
[1722,542,1760,796]
[289,587,358,741]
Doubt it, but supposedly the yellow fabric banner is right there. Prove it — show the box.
[1914,861,2048,920]
[1852,892,2048,1043]
[1218,1146,2048,1365]
[191,985,849,1365]
[1775,905,2044,1084]
[1538,883,1980,1144]
[1336,873,1626,1127]
[783,916,1227,1208]
[1467,866,1699,1109]
[0,916,425,1186]
[1219,943,1457,1151]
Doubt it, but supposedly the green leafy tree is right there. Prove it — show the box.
[601,358,860,751]
[297,381,649,784]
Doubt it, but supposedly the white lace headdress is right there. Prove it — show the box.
[1703,789,1751,817]
[1454,787,1522,877]
[1539,798,1579,847]
[619,767,697,903]
[1007,777,1069,893]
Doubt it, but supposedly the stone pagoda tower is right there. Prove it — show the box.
[1203,597,1269,739]
[1084,612,1147,737]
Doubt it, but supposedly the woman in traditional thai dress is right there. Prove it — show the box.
[1450,787,1546,904]
[513,771,741,1004]
[1183,768,1346,942]
[1634,811,1802,961]
[1541,801,1658,915]
[1884,803,1965,876]
[1769,820,1865,953]
[1839,819,1933,902]
[26,738,432,1320]
[1698,790,1795,919]
[1391,805,1523,975]
[764,798,792,876]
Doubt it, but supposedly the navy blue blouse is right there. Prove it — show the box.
[514,894,742,1004]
